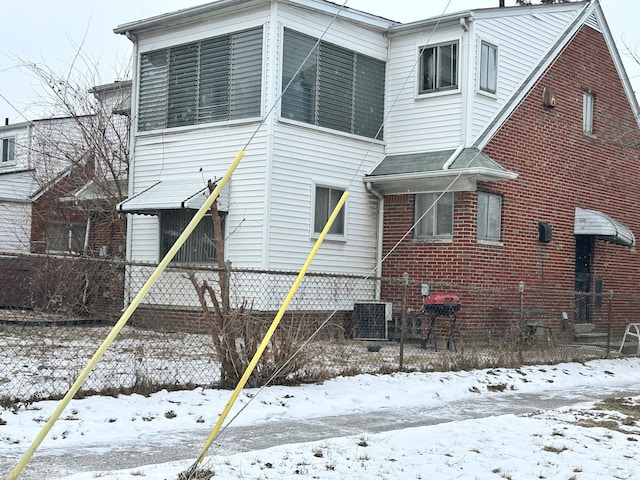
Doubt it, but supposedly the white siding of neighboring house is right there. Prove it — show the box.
[384,25,466,155]
[0,199,32,253]
[0,124,34,253]
[469,9,581,139]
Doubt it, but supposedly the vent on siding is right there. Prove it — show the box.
[585,12,601,32]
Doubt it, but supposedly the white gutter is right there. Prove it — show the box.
[442,145,465,171]
[366,181,384,301]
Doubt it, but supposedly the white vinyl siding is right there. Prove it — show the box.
[470,9,579,138]
[138,27,263,131]
[0,201,31,253]
[281,29,385,140]
[477,192,502,241]
[127,124,267,268]
[415,192,454,239]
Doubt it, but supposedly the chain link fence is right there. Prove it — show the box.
[1,252,637,405]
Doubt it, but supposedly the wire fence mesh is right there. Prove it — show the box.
[0,252,637,405]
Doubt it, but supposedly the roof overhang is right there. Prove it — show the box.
[365,167,515,195]
[60,178,128,204]
[117,177,228,215]
[365,148,517,195]
[574,207,635,247]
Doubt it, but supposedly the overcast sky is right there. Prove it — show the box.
[0,0,637,123]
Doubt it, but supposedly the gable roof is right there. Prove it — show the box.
[474,0,640,149]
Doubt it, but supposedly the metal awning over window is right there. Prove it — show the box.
[117,177,228,215]
[574,207,635,247]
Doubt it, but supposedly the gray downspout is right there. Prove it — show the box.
[366,182,384,301]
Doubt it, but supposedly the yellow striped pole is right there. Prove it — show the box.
[183,191,349,477]
[5,151,245,480]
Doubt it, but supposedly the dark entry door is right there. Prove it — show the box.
[574,235,593,324]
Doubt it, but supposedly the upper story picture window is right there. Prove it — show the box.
[282,29,385,140]
[1,137,16,163]
[419,41,458,94]
[138,27,263,131]
[415,192,454,239]
[583,91,594,135]
[479,41,497,94]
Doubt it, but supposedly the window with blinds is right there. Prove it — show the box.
[282,29,385,140]
[138,27,263,131]
[160,209,223,264]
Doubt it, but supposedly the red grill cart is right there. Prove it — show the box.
[421,294,460,351]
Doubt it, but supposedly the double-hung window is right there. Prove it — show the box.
[479,41,497,94]
[583,91,594,135]
[419,42,458,94]
[282,29,385,140]
[314,186,345,237]
[1,137,16,163]
[160,209,222,264]
[415,192,454,239]
[477,192,502,241]
[46,222,87,254]
[138,27,263,131]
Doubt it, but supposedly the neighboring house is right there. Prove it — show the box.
[0,81,130,312]
[0,81,130,258]
[115,1,640,337]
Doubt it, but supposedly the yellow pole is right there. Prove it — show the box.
[5,151,245,480]
[188,191,349,472]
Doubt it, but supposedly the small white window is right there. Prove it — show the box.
[419,42,458,94]
[583,91,594,135]
[314,186,345,237]
[479,42,497,94]
[1,137,16,163]
[477,192,502,241]
[415,192,454,238]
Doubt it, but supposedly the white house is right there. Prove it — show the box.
[114,1,639,322]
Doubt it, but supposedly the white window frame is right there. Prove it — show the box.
[1,136,16,164]
[583,91,594,136]
[137,27,264,132]
[312,183,347,240]
[418,41,459,95]
[415,192,454,240]
[477,192,502,242]
[479,41,498,95]
[281,28,386,140]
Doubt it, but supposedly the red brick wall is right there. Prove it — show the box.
[381,26,640,337]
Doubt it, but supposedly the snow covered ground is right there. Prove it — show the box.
[2,358,640,479]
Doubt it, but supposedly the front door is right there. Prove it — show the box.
[574,235,593,324]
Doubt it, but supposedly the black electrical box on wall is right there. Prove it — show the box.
[538,222,552,242]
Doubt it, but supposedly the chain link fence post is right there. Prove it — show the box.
[399,272,408,369]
